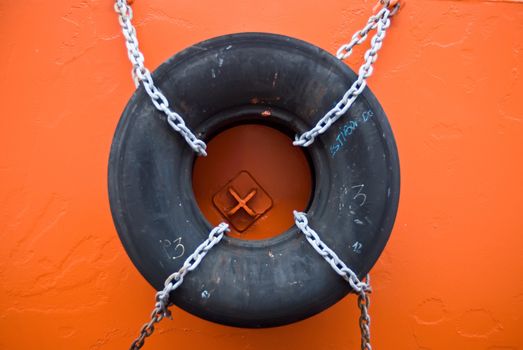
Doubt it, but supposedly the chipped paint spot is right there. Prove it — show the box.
[413,298,447,325]
[456,309,502,338]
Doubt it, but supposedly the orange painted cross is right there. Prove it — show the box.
[227,188,257,217]
[212,171,273,233]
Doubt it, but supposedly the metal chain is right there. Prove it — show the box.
[293,0,400,147]
[113,0,208,156]
[294,211,373,350]
[129,223,229,350]
[358,285,372,350]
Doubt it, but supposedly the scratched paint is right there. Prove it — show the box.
[0,1,522,349]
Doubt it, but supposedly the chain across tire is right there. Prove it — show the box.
[114,0,207,156]
[115,1,401,349]
[115,0,400,153]
[293,0,400,147]
[130,223,230,350]
[130,215,373,350]
[294,211,373,350]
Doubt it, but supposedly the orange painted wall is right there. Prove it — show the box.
[1,0,522,349]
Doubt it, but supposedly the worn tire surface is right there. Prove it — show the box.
[108,32,400,327]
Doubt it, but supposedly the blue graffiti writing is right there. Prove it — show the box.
[329,110,374,157]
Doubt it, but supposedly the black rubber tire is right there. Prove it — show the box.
[108,32,400,328]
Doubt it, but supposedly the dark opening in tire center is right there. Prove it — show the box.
[192,119,313,240]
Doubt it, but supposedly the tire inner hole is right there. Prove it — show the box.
[192,121,313,240]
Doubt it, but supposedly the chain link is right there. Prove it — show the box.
[358,286,372,350]
[293,0,400,147]
[129,223,229,350]
[114,0,208,156]
[294,211,373,350]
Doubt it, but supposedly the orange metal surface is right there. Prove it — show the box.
[193,124,312,239]
[1,0,522,349]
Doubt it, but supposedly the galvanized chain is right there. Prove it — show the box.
[294,211,372,350]
[293,0,400,147]
[129,223,229,350]
[114,0,208,156]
